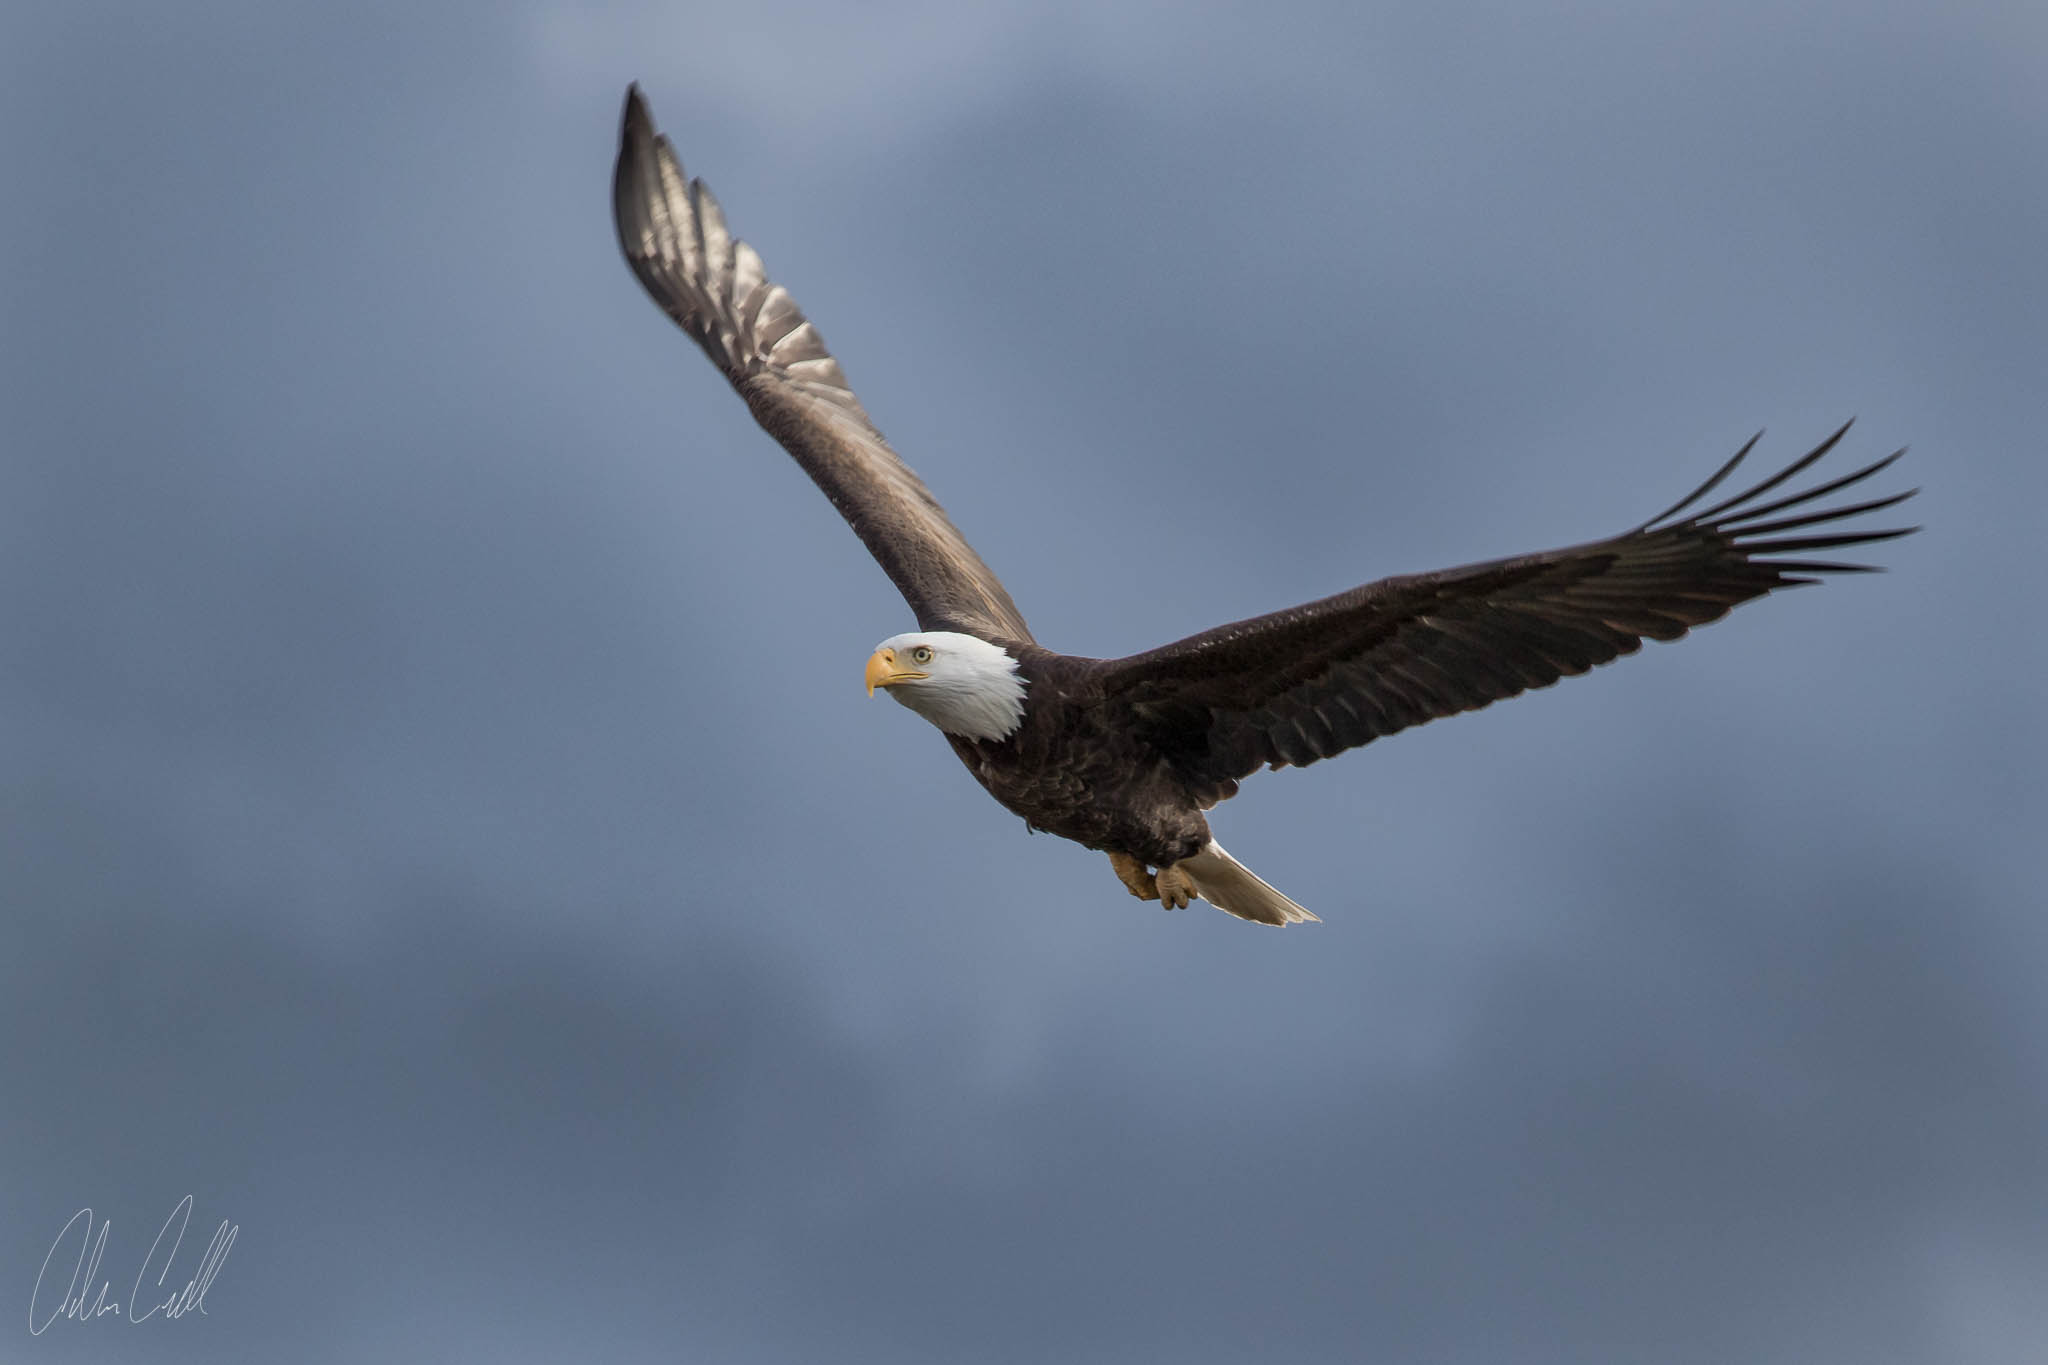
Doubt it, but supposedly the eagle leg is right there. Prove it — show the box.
[1107,851,1162,902]
[1155,862,1197,910]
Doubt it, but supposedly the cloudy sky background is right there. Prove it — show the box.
[5,1,2044,1361]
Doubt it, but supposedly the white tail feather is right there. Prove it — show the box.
[1178,842,1319,926]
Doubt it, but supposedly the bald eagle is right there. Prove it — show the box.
[612,85,1914,926]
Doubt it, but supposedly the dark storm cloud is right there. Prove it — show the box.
[4,2,2043,1362]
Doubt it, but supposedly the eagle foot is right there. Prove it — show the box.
[1106,851,1161,902]
[1155,863,1196,911]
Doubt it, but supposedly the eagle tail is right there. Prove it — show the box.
[1181,842,1320,926]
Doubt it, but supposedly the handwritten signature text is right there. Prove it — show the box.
[29,1196,236,1334]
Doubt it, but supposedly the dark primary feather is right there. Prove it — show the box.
[612,86,1034,644]
[1097,423,1916,803]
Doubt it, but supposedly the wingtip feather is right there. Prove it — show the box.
[620,82,652,144]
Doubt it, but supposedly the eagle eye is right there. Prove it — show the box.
[911,646,934,665]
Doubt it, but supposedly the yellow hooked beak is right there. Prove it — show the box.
[864,647,929,696]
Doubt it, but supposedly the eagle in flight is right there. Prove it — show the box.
[612,85,1915,926]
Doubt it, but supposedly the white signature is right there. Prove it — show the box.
[28,1196,236,1335]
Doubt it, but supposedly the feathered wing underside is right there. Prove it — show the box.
[1097,424,1916,803]
[612,86,1033,644]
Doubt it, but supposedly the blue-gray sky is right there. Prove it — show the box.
[5,2,2044,1362]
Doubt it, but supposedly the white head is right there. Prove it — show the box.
[864,631,1026,742]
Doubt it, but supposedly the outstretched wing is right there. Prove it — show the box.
[613,85,1033,644]
[1095,424,1915,804]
